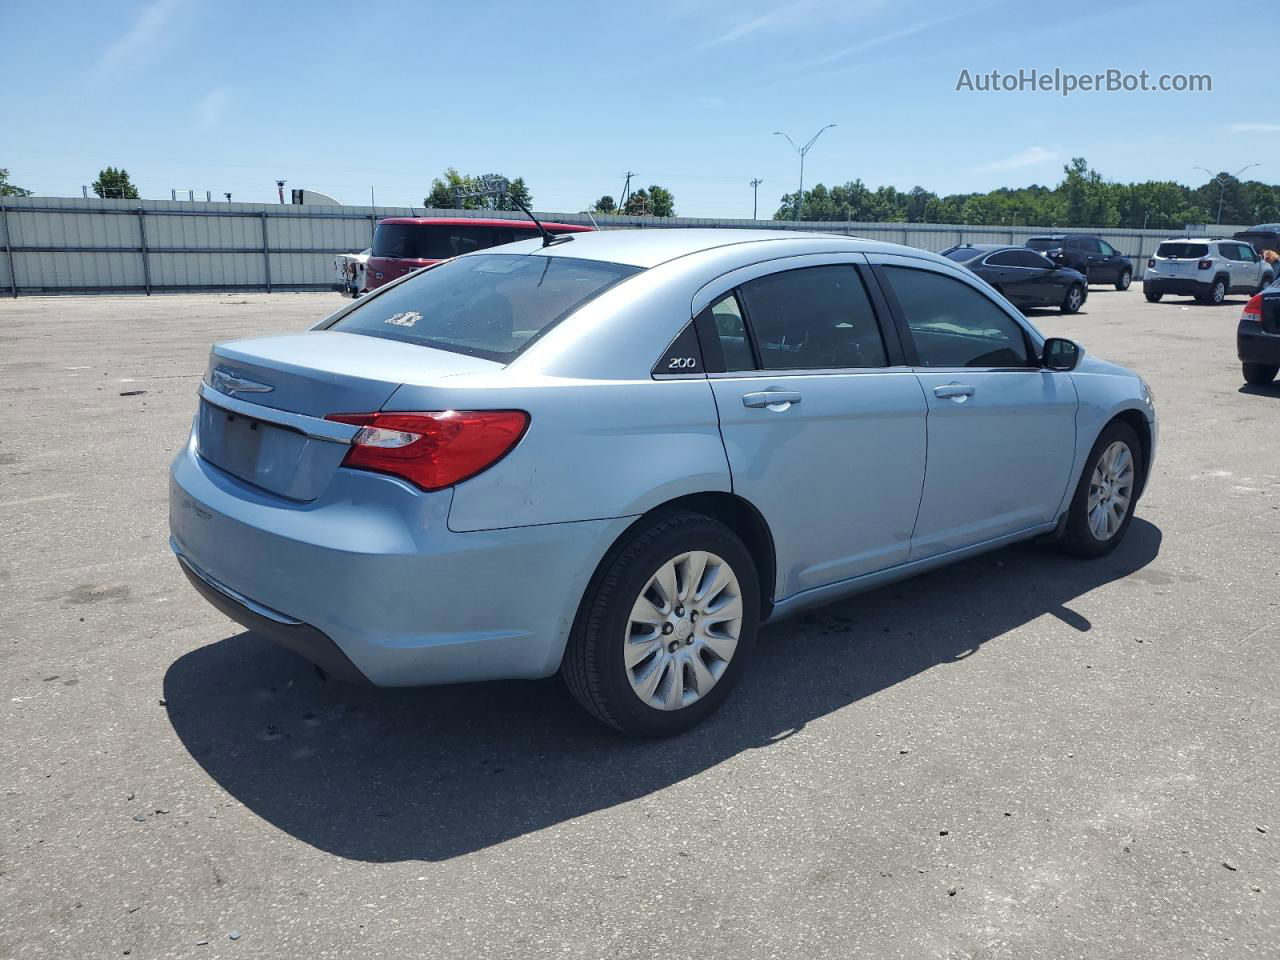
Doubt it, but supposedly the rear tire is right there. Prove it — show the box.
[1059,421,1142,558]
[563,511,761,737]
[1115,269,1132,291]
[1144,290,1163,303]
[1243,362,1279,385]
[1197,277,1227,305]
[1061,284,1084,314]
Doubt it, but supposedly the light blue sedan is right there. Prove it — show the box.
[170,229,1157,736]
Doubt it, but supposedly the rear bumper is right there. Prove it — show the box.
[1238,322,1280,365]
[175,550,370,684]
[1144,277,1212,296]
[169,434,632,686]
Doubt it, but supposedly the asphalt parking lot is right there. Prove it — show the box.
[2,283,1278,959]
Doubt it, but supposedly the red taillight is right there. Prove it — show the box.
[1198,258,1213,270]
[1242,293,1263,323]
[325,410,529,491]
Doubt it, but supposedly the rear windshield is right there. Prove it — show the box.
[942,247,981,262]
[371,223,540,260]
[328,254,642,362]
[1025,238,1059,251]
[1156,242,1208,259]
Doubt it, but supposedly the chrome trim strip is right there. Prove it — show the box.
[198,382,358,444]
[174,549,303,625]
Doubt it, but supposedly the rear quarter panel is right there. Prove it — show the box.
[385,375,730,532]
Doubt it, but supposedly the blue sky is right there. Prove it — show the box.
[3,0,1267,217]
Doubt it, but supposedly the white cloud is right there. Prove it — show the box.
[194,88,229,130]
[698,95,725,108]
[96,0,184,76]
[1230,122,1280,133]
[805,0,1005,71]
[973,146,1059,173]
[694,10,784,50]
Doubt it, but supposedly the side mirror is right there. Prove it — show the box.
[1043,337,1082,371]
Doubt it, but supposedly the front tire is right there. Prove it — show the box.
[1243,362,1279,385]
[1115,269,1132,291]
[1144,290,1163,303]
[563,512,761,737]
[1060,421,1142,558]
[1061,283,1084,314]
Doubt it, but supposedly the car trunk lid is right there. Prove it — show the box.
[196,331,499,501]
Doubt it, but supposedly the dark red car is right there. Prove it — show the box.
[363,217,593,292]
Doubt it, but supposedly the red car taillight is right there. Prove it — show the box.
[1198,258,1213,270]
[325,410,529,491]
[1242,293,1263,323]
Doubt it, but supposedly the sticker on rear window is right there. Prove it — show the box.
[385,311,421,327]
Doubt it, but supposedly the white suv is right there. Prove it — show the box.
[1144,238,1274,305]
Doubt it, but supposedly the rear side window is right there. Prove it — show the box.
[371,223,539,260]
[329,254,641,362]
[942,246,981,262]
[1156,242,1208,259]
[881,266,1032,368]
[699,292,755,372]
[738,265,887,370]
[986,249,1049,268]
[1025,238,1058,251]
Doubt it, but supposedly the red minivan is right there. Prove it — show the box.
[363,217,594,293]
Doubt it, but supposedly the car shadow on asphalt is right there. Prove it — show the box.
[1239,382,1280,397]
[163,519,1162,863]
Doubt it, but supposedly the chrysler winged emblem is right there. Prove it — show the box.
[211,368,274,395]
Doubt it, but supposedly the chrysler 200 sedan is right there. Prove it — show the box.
[170,229,1158,736]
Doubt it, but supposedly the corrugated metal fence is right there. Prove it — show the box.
[0,196,1251,296]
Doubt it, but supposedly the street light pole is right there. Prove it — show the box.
[775,124,835,222]
[1194,164,1259,225]
[749,178,762,220]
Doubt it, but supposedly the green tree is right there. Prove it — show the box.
[92,166,139,199]
[624,188,650,216]
[646,184,676,217]
[591,195,617,214]
[0,168,32,197]
[423,169,533,211]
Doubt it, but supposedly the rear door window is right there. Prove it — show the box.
[881,266,1033,368]
[737,265,888,370]
[329,254,641,361]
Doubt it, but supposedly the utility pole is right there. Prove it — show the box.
[775,124,835,221]
[750,178,763,220]
[619,172,635,215]
[276,180,286,204]
[1194,163,1259,225]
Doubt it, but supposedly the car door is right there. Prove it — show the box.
[699,259,928,600]
[1008,248,1063,305]
[871,257,1078,559]
[1076,237,1106,281]
[1231,242,1260,290]
[981,250,1038,305]
[1096,239,1123,282]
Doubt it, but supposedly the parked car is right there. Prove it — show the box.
[1142,238,1273,305]
[1232,223,1280,259]
[940,243,1087,313]
[1025,235,1133,290]
[364,217,593,292]
[1238,275,1280,385]
[334,247,370,298]
[170,230,1157,736]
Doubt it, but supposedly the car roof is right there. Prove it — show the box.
[376,217,590,230]
[1239,224,1280,233]
[950,243,1009,254]
[1158,237,1217,244]
[481,228,949,269]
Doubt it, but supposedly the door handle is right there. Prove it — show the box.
[742,390,802,408]
[933,384,975,400]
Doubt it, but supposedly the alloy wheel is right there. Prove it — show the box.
[1087,441,1134,541]
[624,551,743,710]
